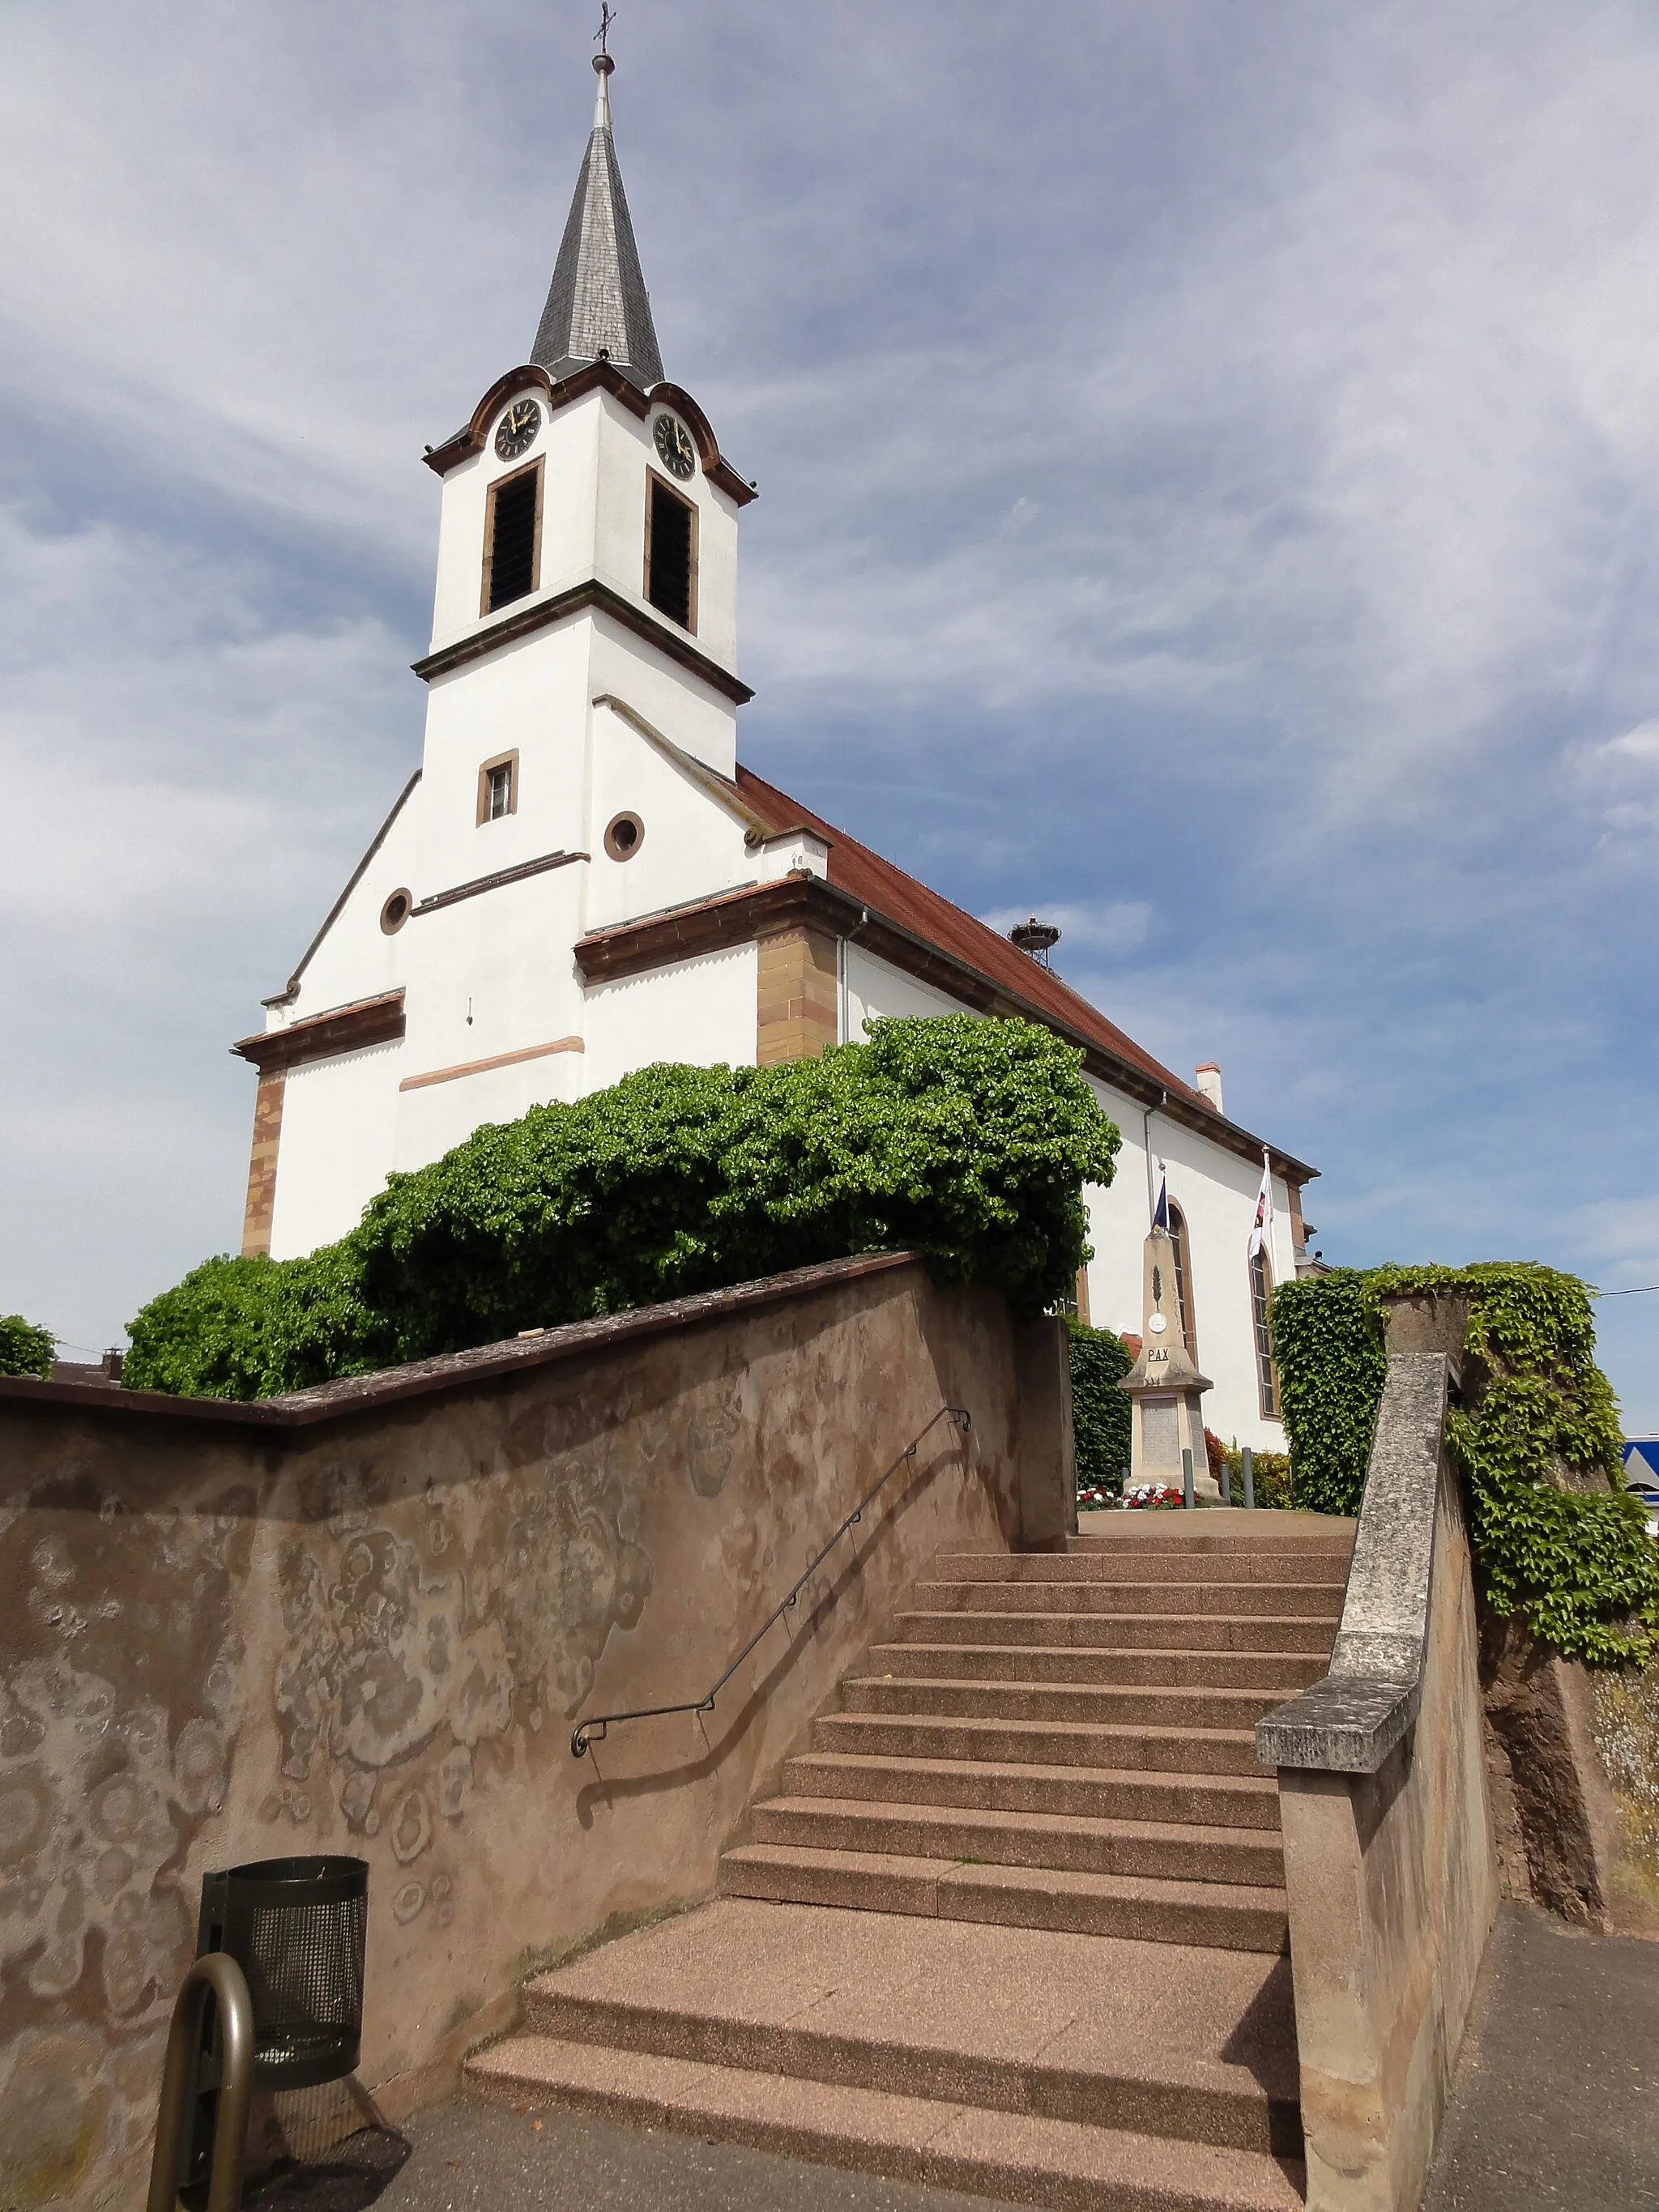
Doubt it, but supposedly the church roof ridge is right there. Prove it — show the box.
[732,762,1317,1183]
[531,46,664,393]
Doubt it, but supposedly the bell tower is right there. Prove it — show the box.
[237,27,766,1258]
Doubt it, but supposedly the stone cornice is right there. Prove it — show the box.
[423,360,758,509]
[412,577,753,705]
[0,1252,918,1440]
[232,990,406,1075]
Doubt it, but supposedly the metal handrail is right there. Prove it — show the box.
[571,1404,971,1756]
[147,1952,256,2212]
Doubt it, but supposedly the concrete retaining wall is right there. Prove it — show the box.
[0,1253,1047,2210]
[1258,1349,1499,2212]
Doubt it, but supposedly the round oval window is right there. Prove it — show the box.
[380,889,412,934]
[604,812,644,861]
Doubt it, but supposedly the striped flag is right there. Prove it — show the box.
[1247,1155,1274,1259]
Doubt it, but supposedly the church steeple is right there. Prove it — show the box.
[530,44,664,391]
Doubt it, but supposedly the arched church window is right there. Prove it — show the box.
[1249,1246,1279,1418]
[1166,1202,1198,1359]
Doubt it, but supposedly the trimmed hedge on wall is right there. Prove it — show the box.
[1067,1319,1134,1494]
[1272,1263,1659,1664]
[126,1016,1122,1400]
[0,1315,55,1379]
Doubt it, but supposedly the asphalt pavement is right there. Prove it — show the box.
[1422,1900,1659,2211]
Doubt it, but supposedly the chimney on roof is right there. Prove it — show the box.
[1194,1063,1223,1113]
[1009,916,1061,970]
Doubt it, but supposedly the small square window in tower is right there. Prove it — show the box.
[483,463,541,615]
[646,473,697,631]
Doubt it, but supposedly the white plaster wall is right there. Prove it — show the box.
[429,386,602,654]
[414,623,591,894]
[395,864,587,1103]
[584,706,753,933]
[1079,1076,1152,1343]
[843,944,971,1038]
[592,394,740,672]
[267,1041,405,1260]
[580,944,757,1093]
[1135,1113,1299,1452]
[586,615,739,778]
[267,779,422,1027]
[393,1045,586,1174]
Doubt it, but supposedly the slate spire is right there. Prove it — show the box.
[531,47,664,390]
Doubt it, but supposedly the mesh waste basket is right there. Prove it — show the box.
[197,1855,369,2091]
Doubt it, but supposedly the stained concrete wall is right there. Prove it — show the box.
[0,1253,1033,2212]
[1270,1360,1499,2212]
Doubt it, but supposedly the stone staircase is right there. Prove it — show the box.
[470,1511,1354,2210]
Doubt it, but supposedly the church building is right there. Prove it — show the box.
[232,45,1318,1452]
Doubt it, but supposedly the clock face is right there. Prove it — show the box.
[654,412,696,480]
[494,399,542,462]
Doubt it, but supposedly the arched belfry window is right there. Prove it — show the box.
[1166,1202,1198,1360]
[1250,1244,1280,1417]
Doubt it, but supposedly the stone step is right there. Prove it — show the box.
[840,1676,1286,1731]
[813,1711,1266,1777]
[935,1551,1349,1588]
[719,1843,1290,1951]
[915,1579,1345,1619]
[781,1750,1284,1831]
[749,1796,1286,1888]
[1070,1519,1353,1556]
[468,2034,1306,2211]
[868,1641,1327,1693]
[891,1608,1340,1655]
[516,1909,1301,2155]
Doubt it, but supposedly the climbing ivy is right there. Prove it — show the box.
[126,1016,1121,1399]
[1066,1318,1133,1494]
[1269,1269,1388,1516]
[1272,1262,1659,1665]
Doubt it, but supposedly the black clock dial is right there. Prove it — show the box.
[494,399,542,461]
[654,412,696,480]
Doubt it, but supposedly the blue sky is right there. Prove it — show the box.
[2,0,1657,1424]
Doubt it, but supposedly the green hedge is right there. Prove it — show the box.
[1272,1263,1659,1664]
[0,1315,56,1379]
[1067,1319,1133,1494]
[127,1016,1122,1400]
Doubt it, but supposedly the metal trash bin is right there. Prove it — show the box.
[178,1856,368,2203]
[197,1855,369,2090]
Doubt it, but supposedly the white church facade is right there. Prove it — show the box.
[232,47,1318,1454]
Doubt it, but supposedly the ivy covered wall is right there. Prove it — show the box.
[1273,1264,1659,1664]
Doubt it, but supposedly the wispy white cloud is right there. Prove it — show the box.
[1,0,1657,1418]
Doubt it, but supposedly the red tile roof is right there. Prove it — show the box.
[735,764,1213,1114]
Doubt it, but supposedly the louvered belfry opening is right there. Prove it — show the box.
[486,468,539,612]
[646,476,693,629]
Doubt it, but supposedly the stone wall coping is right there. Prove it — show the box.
[0,1250,922,1443]
[1256,1351,1452,1775]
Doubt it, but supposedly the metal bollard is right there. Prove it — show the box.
[1182,1447,1194,1510]
[1219,1452,1233,1508]
[147,1953,254,2212]
[1242,1446,1255,1511]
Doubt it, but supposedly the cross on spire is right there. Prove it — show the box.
[595,2,615,58]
